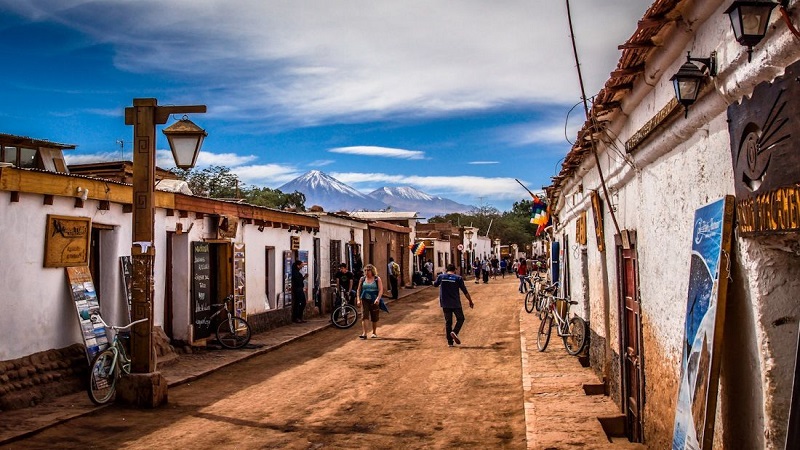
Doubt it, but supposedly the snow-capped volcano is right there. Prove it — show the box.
[368,186,473,219]
[278,170,387,212]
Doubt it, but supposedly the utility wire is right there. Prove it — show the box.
[565,0,621,237]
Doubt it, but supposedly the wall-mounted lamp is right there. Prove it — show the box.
[670,51,717,118]
[76,187,89,201]
[725,1,780,62]
[257,224,265,232]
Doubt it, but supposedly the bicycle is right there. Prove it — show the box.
[86,313,151,405]
[207,296,252,349]
[536,293,587,356]
[534,281,559,319]
[523,274,547,314]
[330,283,358,329]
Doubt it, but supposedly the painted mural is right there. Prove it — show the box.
[672,196,734,450]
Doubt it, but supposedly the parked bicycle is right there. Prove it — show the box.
[86,314,151,405]
[523,274,548,314]
[330,283,358,329]
[536,293,587,356]
[207,296,252,349]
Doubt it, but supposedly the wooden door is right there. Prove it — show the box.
[617,231,644,442]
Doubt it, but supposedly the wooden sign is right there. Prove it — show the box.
[590,191,605,252]
[217,215,238,239]
[728,59,800,235]
[290,235,300,250]
[576,211,587,245]
[45,215,91,267]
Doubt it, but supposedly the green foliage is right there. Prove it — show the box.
[428,197,539,248]
[171,166,306,211]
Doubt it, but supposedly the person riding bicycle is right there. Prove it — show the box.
[335,263,356,304]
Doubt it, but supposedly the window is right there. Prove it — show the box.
[1,146,38,168]
[19,148,36,168]
[2,146,16,164]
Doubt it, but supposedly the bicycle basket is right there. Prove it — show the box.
[555,298,568,318]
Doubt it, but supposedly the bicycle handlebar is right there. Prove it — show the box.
[89,314,149,331]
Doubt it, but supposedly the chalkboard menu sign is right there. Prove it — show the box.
[192,242,212,339]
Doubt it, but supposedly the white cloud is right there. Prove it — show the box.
[64,152,121,165]
[308,159,335,167]
[329,146,425,160]
[2,1,649,125]
[231,164,301,187]
[468,161,499,165]
[332,171,535,201]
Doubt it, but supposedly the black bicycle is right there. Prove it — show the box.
[330,284,358,329]
[207,296,252,349]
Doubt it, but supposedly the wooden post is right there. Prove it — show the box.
[124,99,206,375]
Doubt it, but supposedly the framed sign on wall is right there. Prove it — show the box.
[44,215,91,267]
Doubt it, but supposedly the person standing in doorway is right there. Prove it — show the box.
[387,257,400,299]
[356,264,384,339]
[291,260,308,323]
[434,263,474,347]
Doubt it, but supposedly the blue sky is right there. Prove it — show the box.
[0,1,649,212]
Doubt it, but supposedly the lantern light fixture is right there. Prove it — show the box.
[725,0,780,62]
[162,115,207,169]
[670,51,717,118]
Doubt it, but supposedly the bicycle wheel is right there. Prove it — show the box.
[536,314,552,352]
[331,304,359,329]
[563,316,588,356]
[87,348,117,405]
[216,316,252,349]
[524,291,536,313]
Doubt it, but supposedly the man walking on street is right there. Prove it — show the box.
[388,257,400,299]
[434,263,474,347]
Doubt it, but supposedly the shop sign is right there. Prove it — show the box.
[728,59,800,236]
[290,235,300,250]
[626,97,680,153]
[44,215,91,267]
[590,192,605,252]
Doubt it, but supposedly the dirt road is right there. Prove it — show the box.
[8,276,527,449]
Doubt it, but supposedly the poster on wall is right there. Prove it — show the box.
[65,266,109,362]
[233,243,246,319]
[672,196,735,450]
[282,250,294,308]
[120,256,132,321]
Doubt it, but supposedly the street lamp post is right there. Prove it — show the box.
[122,98,206,407]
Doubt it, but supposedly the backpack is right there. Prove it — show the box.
[391,262,400,277]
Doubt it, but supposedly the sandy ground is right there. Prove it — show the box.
[6,276,527,450]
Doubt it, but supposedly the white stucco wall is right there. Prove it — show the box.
[0,192,131,360]
[552,1,800,447]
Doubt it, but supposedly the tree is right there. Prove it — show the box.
[171,165,306,210]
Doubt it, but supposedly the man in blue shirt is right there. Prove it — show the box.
[434,264,474,347]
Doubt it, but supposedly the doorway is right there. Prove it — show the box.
[616,230,644,442]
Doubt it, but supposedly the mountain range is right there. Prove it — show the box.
[277,170,473,219]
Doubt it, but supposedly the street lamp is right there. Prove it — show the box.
[464,229,474,263]
[123,98,206,407]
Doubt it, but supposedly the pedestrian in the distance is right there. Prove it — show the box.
[291,260,307,323]
[356,264,384,339]
[434,263,474,347]
[517,258,528,293]
[387,257,400,299]
[472,258,481,284]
